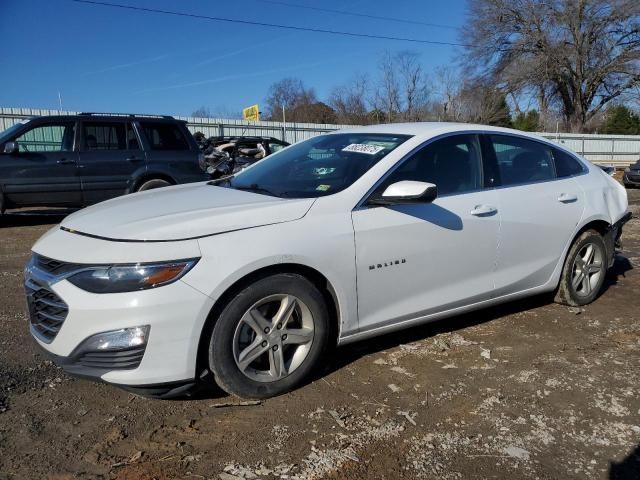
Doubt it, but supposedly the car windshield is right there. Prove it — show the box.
[221,133,411,198]
[0,121,28,142]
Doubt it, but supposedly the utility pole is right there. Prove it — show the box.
[57,91,63,113]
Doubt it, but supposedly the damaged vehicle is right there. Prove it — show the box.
[194,135,289,179]
[26,123,629,399]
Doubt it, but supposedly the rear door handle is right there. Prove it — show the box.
[470,204,498,216]
[56,158,74,165]
[558,193,578,203]
[126,156,143,162]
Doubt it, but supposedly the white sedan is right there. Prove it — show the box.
[25,123,629,399]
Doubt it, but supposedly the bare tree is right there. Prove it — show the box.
[433,66,465,121]
[396,51,430,121]
[464,0,640,132]
[265,78,315,121]
[191,106,212,118]
[329,74,371,124]
[375,52,402,122]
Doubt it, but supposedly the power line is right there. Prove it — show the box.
[70,0,467,47]
[254,0,458,30]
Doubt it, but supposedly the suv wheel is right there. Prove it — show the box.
[209,274,329,399]
[137,178,171,191]
[555,229,607,306]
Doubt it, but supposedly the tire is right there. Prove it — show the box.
[209,273,330,399]
[554,229,608,306]
[137,178,171,191]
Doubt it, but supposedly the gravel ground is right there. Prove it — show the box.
[1,189,639,480]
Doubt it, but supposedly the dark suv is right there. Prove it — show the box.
[0,113,207,212]
[623,160,640,188]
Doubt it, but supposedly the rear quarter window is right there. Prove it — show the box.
[552,147,585,177]
[140,122,189,151]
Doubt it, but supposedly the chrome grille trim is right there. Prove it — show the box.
[24,273,69,344]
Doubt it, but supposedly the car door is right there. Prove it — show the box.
[78,120,147,204]
[2,120,81,207]
[483,134,585,296]
[352,134,499,332]
[138,120,202,182]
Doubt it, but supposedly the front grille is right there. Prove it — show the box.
[627,173,640,182]
[25,277,68,343]
[76,346,146,370]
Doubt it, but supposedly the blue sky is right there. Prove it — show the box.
[0,0,467,117]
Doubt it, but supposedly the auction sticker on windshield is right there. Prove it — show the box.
[342,144,385,155]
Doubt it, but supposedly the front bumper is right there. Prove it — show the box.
[25,263,215,388]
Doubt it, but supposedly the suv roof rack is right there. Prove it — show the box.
[79,112,175,119]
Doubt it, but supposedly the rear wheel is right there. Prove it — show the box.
[209,274,329,399]
[554,229,607,306]
[137,178,171,191]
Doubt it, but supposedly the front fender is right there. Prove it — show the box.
[182,214,358,339]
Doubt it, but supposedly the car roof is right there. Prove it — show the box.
[28,114,185,123]
[332,122,548,141]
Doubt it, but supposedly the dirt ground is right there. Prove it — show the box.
[1,189,639,480]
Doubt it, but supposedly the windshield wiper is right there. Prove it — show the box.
[233,183,283,198]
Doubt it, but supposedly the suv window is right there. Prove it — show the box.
[552,147,584,177]
[83,121,126,150]
[489,135,554,186]
[380,134,483,196]
[15,122,75,152]
[140,122,189,151]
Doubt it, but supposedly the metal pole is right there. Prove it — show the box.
[57,91,63,114]
[282,105,286,142]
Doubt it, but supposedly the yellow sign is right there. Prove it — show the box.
[242,104,260,121]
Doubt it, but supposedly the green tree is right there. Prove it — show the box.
[602,105,640,134]
[512,110,541,132]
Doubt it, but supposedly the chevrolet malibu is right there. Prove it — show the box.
[25,123,629,399]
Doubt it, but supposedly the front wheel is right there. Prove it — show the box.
[555,229,607,306]
[209,274,330,399]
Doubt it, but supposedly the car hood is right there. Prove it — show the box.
[61,182,316,241]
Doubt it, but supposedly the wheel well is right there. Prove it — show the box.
[195,263,340,380]
[576,219,610,238]
[133,173,175,191]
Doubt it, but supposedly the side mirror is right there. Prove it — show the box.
[3,141,18,155]
[370,180,438,205]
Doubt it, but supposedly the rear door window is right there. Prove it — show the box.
[83,121,126,151]
[140,122,189,151]
[488,135,555,186]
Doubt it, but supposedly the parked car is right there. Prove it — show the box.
[0,113,208,212]
[597,164,616,176]
[623,160,640,187]
[26,123,629,399]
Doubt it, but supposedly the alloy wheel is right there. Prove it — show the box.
[571,242,604,297]
[232,294,315,382]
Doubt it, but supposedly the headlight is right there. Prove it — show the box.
[67,258,199,293]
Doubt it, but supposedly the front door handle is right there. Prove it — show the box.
[56,158,74,165]
[558,193,578,203]
[470,204,498,216]
[126,156,143,162]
